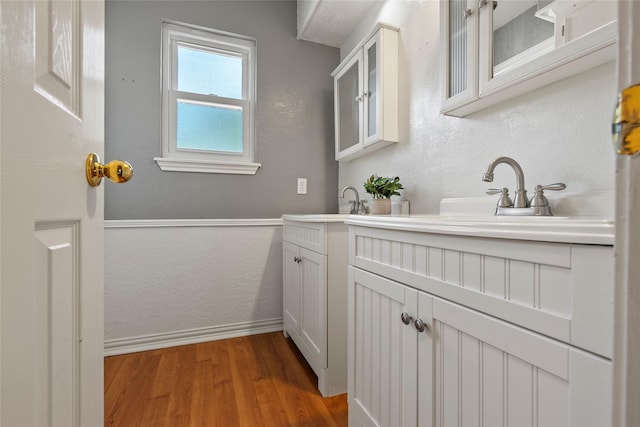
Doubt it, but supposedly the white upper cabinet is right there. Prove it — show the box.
[441,0,617,117]
[332,24,399,162]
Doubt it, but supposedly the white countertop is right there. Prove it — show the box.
[282,192,615,245]
[281,214,350,223]
[344,214,614,245]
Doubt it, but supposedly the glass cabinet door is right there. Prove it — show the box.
[442,0,616,117]
[363,34,379,145]
[489,0,555,78]
[335,53,363,158]
[479,0,616,94]
[440,0,478,113]
[332,24,398,161]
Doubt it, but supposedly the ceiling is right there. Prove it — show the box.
[297,0,380,48]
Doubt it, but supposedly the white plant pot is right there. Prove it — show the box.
[369,199,391,215]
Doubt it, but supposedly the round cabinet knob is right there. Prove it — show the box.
[401,312,412,325]
[414,318,428,333]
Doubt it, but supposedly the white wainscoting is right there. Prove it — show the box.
[104,219,283,356]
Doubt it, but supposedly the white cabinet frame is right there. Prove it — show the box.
[441,0,617,117]
[332,23,399,161]
[282,218,348,397]
[347,223,614,426]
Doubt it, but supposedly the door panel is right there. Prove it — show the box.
[299,247,327,371]
[348,267,417,427]
[34,222,80,426]
[417,292,434,427]
[432,297,610,427]
[283,242,300,334]
[1,0,105,425]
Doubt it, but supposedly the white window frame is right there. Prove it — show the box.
[155,21,260,175]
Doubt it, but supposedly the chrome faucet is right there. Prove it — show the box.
[339,185,367,214]
[482,156,566,216]
[482,156,529,208]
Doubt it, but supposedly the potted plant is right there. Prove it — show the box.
[363,174,404,215]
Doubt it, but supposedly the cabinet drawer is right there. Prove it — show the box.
[283,221,326,254]
[349,225,614,358]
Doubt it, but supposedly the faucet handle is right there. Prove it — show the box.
[537,183,566,192]
[486,188,505,195]
[486,187,513,208]
[530,183,566,212]
[358,200,369,215]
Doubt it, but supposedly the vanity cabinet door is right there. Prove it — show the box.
[431,296,612,427]
[298,246,327,373]
[283,241,300,335]
[348,267,611,427]
[282,242,327,376]
[348,266,420,427]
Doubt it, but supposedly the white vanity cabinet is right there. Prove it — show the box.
[346,221,614,427]
[282,216,348,397]
[441,0,617,117]
[332,24,398,162]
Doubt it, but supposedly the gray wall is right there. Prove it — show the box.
[105,0,339,219]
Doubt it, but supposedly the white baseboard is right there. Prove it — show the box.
[104,318,283,356]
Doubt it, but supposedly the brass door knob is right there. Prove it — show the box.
[612,84,640,156]
[86,153,133,187]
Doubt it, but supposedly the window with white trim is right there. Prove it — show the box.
[156,21,260,175]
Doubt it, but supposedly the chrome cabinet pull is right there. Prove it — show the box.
[414,318,429,333]
[478,0,497,10]
[401,312,412,325]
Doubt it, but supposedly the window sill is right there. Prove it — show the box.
[154,157,261,175]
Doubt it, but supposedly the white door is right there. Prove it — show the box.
[613,2,640,425]
[1,0,105,425]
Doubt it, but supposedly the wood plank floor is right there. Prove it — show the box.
[104,332,348,427]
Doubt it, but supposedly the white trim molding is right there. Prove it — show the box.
[105,218,283,229]
[154,157,261,175]
[104,318,283,356]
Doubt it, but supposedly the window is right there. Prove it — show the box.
[156,21,260,174]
